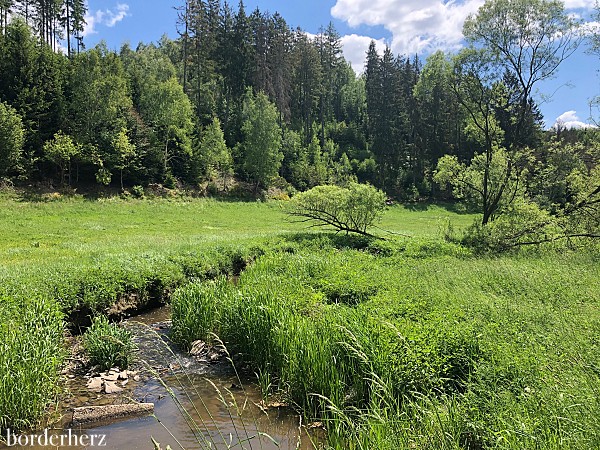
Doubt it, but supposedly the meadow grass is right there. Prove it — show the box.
[0,193,471,431]
[3,191,598,449]
[171,238,600,449]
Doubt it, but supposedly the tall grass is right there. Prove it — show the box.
[83,315,136,370]
[171,237,600,449]
[0,292,64,431]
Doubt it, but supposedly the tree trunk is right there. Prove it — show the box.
[66,1,71,57]
[182,1,188,93]
[164,132,170,175]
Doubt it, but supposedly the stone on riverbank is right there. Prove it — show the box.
[71,403,154,425]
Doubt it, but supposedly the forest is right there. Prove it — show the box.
[0,2,595,195]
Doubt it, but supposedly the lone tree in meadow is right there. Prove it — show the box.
[288,182,387,236]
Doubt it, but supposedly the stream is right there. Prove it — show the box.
[6,307,321,450]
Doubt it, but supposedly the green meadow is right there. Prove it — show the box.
[1,192,598,449]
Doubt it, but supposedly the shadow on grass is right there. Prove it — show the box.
[7,182,125,203]
[400,201,478,215]
[282,231,376,251]
[9,183,268,204]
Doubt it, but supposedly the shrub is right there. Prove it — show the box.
[288,182,386,236]
[83,315,135,371]
[462,199,556,253]
[131,185,145,198]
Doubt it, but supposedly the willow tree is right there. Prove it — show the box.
[439,0,582,226]
[463,0,581,149]
[288,182,386,237]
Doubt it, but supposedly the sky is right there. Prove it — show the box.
[83,0,600,129]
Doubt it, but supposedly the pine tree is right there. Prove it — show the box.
[291,30,321,145]
[61,0,86,57]
[316,22,342,145]
[0,0,14,35]
[269,13,292,124]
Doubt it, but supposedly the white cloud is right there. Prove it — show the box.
[331,0,596,56]
[332,0,485,55]
[340,34,387,73]
[554,110,596,129]
[82,3,129,37]
[105,4,129,27]
[562,0,596,9]
[305,31,318,41]
[581,20,600,37]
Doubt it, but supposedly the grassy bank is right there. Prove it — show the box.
[0,193,472,431]
[172,237,600,449]
[5,192,598,448]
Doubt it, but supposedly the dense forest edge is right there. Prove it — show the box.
[0,0,598,251]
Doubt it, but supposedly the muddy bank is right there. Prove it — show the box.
[67,287,170,334]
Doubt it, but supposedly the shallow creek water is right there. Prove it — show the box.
[6,307,321,450]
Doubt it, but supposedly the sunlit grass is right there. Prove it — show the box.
[6,193,597,448]
[0,196,474,265]
[172,238,600,449]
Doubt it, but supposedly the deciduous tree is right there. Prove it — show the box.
[0,101,25,176]
[240,90,283,190]
[43,131,81,186]
[288,182,386,236]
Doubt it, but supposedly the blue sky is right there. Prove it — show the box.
[84,0,600,129]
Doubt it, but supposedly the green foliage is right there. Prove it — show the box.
[463,0,581,92]
[413,50,463,187]
[461,198,555,252]
[289,182,386,235]
[437,135,599,251]
[139,76,193,178]
[0,194,598,445]
[69,46,133,179]
[0,101,24,176]
[530,138,595,209]
[113,128,137,190]
[195,117,232,183]
[240,90,283,189]
[83,315,135,371]
[171,278,229,345]
[43,132,81,186]
[171,243,600,449]
[0,1,587,208]
[435,150,521,217]
[0,293,64,431]
[131,185,145,198]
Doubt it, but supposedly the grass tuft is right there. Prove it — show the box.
[82,315,135,371]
